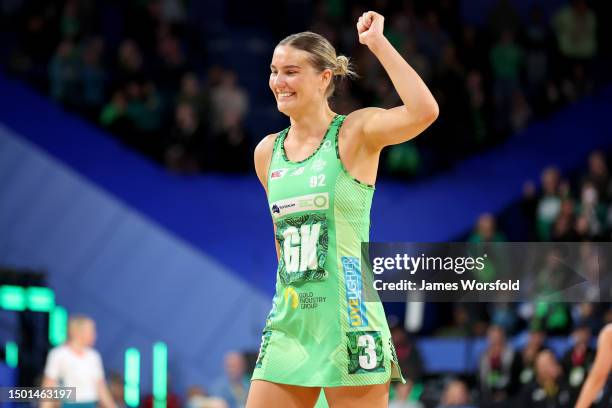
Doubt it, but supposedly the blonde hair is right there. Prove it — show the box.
[68,314,94,336]
[278,31,357,98]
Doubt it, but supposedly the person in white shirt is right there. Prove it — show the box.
[41,315,116,408]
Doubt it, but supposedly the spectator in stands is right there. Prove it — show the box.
[469,213,506,243]
[551,198,577,241]
[400,38,431,84]
[48,39,81,108]
[583,150,611,202]
[574,214,592,241]
[154,33,187,94]
[186,385,229,408]
[41,315,116,408]
[487,0,521,39]
[490,30,523,137]
[210,70,249,134]
[436,304,476,337]
[211,351,250,408]
[60,0,82,40]
[572,243,603,304]
[478,325,520,407]
[571,302,600,334]
[576,180,606,239]
[561,324,595,405]
[80,36,106,121]
[489,303,519,336]
[389,382,424,408]
[433,44,472,156]
[415,10,450,64]
[552,0,597,63]
[552,0,597,103]
[458,25,486,72]
[437,379,475,408]
[115,39,144,85]
[519,350,571,407]
[464,69,491,147]
[523,6,551,99]
[214,110,251,173]
[100,89,132,141]
[142,381,182,408]
[108,372,126,408]
[165,102,206,172]
[391,325,424,386]
[536,166,563,240]
[517,326,548,387]
[532,250,572,335]
[178,72,211,122]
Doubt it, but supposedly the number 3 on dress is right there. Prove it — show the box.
[358,334,377,369]
[347,331,385,374]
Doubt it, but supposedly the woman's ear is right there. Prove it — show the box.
[320,69,333,92]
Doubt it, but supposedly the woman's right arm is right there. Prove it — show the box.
[254,134,280,261]
[575,324,612,408]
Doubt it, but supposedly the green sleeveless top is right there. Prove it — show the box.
[252,114,404,387]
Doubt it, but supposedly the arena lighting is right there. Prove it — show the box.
[124,347,141,407]
[26,287,55,312]
[0,285,66,346]
[0,285,26,311]
[0,285,55,312]
[153,342,168,407]
[49,305,68,346]
[5,341,18,368]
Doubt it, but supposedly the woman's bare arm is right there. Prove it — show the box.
[348,11,438,152]
[576,324,612,408]
[254,134,281,261]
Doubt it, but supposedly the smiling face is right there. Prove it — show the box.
[269,45,332,116]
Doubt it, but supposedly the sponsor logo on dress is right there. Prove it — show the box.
[311,158,326,173]
[284,287,327,310]
[270,193,329,218]
[342,256,368,328]
[284,287,299,309]
[271,168,288,180]
[291,166,306,176]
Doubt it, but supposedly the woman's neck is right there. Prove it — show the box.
[289,104,335,140]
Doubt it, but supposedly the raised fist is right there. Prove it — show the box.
[357,11,385,48]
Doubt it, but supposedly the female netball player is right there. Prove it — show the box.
[575,324,612,408]
[247,11,438,408]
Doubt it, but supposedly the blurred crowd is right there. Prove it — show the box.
[2,0,610,178]
[281,0,609,178]
[400,149,612,407]
[3,0,251,173]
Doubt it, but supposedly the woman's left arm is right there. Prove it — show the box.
[352,11,439,151]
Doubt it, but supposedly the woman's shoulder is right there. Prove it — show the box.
[343,107,386,134]
[254,131,282,158]
[254,131,284,188]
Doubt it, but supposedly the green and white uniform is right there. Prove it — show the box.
[252,114,404,387]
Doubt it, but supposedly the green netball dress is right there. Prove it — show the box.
[252,114,404,387]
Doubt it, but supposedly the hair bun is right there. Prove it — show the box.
[335,55,356,78]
